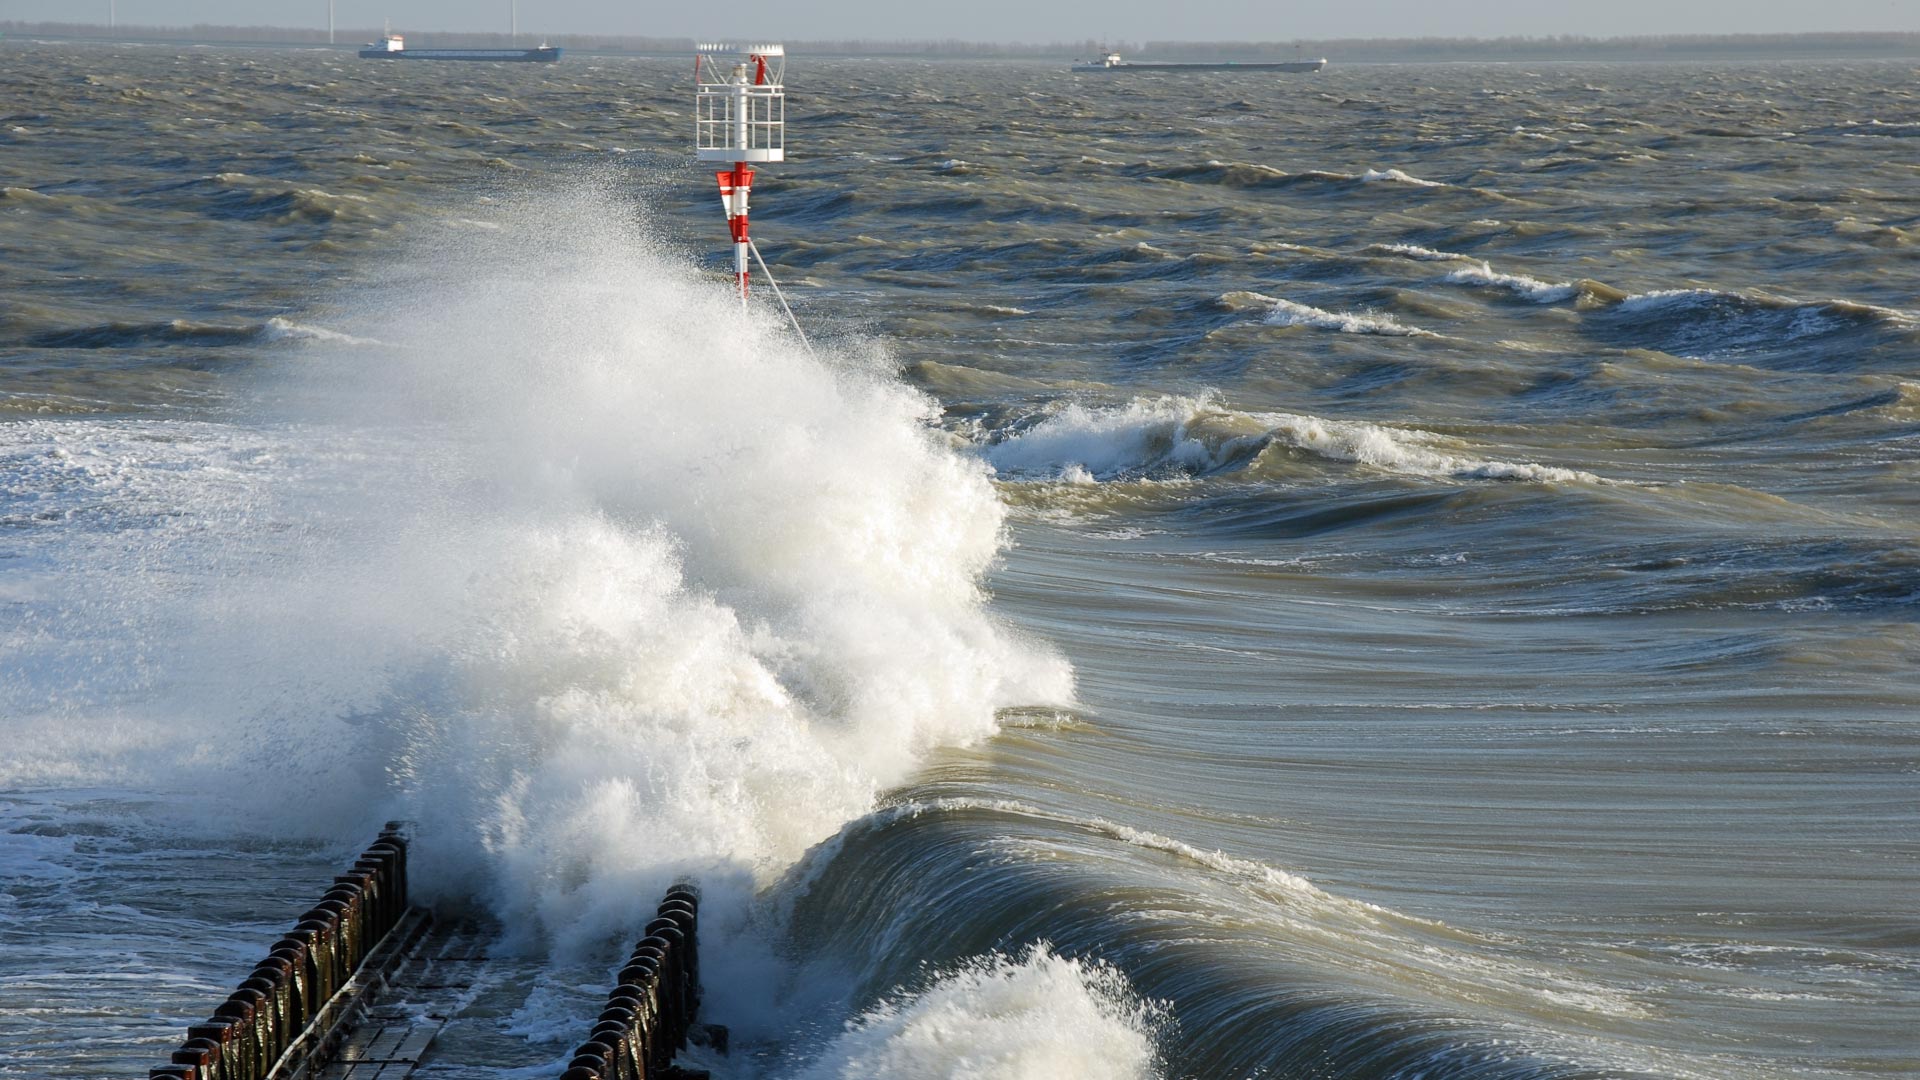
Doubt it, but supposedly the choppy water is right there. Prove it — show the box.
[2,41,1917,1079]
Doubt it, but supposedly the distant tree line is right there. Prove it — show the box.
[4,21,1916,61]
[1142,33,1920,61]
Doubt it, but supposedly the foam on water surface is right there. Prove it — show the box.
[1369,242,1476,262]
[1444,261,1579,303]
[1361,167,1446,187]
[1259,295,1439,336]
[792,945,1161,1080]
[980,394,1611,486]
[0,189,1073,972]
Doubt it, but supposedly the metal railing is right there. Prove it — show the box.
[148,823,425,1080]
[694,84,785,159]
[557,885,722,1080]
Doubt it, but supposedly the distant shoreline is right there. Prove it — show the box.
[4,22,1918,62]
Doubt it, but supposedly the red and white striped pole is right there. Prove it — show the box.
[716,163,753,302]
[696,44,783,306]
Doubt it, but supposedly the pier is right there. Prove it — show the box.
[146,826,720,1080]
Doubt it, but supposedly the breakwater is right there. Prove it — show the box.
[559,884,720,1080]
[140,826,717,1079]
[148,825,424,1080]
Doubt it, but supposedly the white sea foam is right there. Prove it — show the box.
[0,187,1073,968]
[1613,287,1735,316]
[793,945,1162,1080]
[1262,296,1437,337]
[1361,167,1445,187]
[1373,243,1474,262]
[259,316,382,345]
[1259,410,1605,482]
[1444,260,1578,303]
[982,395,1267,482]
[982,394,1609,486]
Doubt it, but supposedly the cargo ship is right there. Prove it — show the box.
[358,34,561,62]
[1072,52,1326,72]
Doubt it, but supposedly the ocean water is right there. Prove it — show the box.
[1,41,1917,1079]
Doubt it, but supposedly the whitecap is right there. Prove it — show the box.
[258,316,383,346]
[1444,260,1577,303]
[1613,288,1733,316]
[981,394,1613,487]
[1361,167,1445,187]
[1263,296,1437,336]
[1372,243,1474,262]
[1257,410,1608,483]
[792,945,1162,1080]
[982,394,1267,481]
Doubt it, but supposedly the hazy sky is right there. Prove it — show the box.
[12,0,1917,41]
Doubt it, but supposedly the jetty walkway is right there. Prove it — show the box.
[146,826,721,1080]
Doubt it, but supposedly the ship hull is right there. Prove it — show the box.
[359,47,561,62]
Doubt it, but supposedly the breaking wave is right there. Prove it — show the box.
[1361,167,1446,187]
[1249,293,1438,337]
[1367,243,1475,262]
[792,945,1162,1080]
[258,316,383,346]
[979,394,1610,486]
[0,187,1074,963]
[1444,261,1578,303]
[1593,287,1915,362]
[1221,292,1436,334]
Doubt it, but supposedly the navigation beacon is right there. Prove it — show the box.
[695,43,785,304]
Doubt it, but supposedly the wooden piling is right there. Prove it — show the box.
[558,885,724,1080]
[150,829,429,1080]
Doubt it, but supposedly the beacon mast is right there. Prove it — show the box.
[694,44,785,305]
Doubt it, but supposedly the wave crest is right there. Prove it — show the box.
[1595,287,1915,362]
[0,187,1074,959]
[1256,294,1438,336]
[1444,260,1578,303]
[981,395,1610,486]
[793,944,1162,1080]
[1361,167,1445,187]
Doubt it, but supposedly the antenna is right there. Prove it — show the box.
[328,0,335,44]
[510,0,517,42]
[694,44,786,306]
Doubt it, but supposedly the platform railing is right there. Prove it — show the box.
[558,884,723,1080]
[149,822,425,1080]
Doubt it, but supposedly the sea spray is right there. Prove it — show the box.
[0,184,1073,979]
[792,945,1163,1080]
